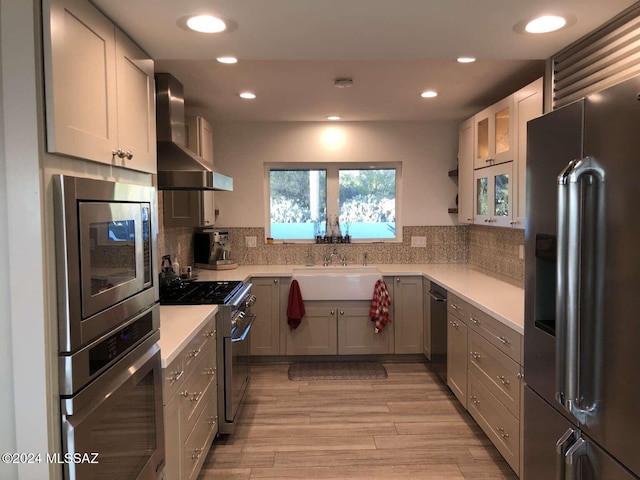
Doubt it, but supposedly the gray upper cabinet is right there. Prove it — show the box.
[43,0,156,173]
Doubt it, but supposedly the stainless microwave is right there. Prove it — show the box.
[53,175,159,353]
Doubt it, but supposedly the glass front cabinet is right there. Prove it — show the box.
[473,96,514,169]
[473,162,513,227]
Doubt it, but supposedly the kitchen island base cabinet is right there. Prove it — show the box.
[162,318,217,480]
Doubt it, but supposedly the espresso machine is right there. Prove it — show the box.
[194,229,237,270]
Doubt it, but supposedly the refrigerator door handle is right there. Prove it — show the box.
[565,436,587,480]
[555,428,577,480]
[557,156,605,423]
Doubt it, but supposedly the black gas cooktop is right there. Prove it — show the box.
[159,281,243,305]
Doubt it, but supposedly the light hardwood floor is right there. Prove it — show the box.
[198,362,518,480]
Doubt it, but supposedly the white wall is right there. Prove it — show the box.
[211,121,459,228]
[0,1,53,479]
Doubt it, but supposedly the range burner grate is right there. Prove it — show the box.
[160,281,243,305]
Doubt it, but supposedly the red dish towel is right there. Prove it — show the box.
[369,278,391,333]
[287,279,306,330]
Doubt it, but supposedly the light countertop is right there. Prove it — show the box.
[158,305,218,368]
[190,263,524,335]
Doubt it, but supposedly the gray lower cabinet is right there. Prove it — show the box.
[285,300,393,355]
[446,292,524,477]
[447,310,468,407]
[423,280,432,360]
[250,277,282,356]
[162,318,217,480]
[286,302,338,355]
[337,302,392,354]
[387,276,424,354]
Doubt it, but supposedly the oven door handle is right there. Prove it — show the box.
[231,314,255,343]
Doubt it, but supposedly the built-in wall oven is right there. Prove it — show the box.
[53,175,164,479]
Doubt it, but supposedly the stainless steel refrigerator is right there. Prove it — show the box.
[524,75,640,479]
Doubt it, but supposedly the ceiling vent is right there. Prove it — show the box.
[334,77,353,88]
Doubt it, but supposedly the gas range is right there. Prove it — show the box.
[159,280,244,305]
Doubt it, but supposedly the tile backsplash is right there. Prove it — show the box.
[158,192,524,286]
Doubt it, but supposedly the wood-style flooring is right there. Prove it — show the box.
[198,362,518,480]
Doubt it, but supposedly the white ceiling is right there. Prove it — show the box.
[92,0,637,122]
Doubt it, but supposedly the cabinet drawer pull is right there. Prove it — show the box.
[191,448,203,459]
[112,148,125,158]
[189,348,202,358]
[190,391,203,402]
[207,416,217,426]
[168,370,184,384]
[450,303,459,311]
[180,390,190,398]
[495,426,510,439]
[205,368,216,376]
[469,395,480,405]
[517,372,524,379]
[205,330,216,338]
[470,316,479,325]
[496,375,510,386]
[125,150,134,160]
[497,336,511,345]
[470,351,481,360]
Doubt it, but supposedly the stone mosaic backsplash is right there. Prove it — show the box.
[468,225,525,285]
[224,226,469,266]
[158,190,524,285]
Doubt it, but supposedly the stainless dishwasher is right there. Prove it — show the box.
[428,282,448,382]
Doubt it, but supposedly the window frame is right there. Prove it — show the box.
[264,162,402,243]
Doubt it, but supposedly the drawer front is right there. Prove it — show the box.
[183,394,217,480]
[468,372,520,475]
[468,305,522,363]
[163,354,185,405]
[180,339,216,437]
[468,330,521,418]
[447,293,471,321]
[183,318,216,370]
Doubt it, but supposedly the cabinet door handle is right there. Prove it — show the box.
[396,278,401,283]
[469,395,480,405]
[517,372,524,379]
[112,148,125,159]
[496,375,510,386]
[191,448,203,459]
[495,426,509,439]
[274,279,278,283]
[168,370,184,384]
[330,310,335,315]
[205,330,216,338]
[470,351,481,360]
[339,310,344,315]
[125,150,134,160]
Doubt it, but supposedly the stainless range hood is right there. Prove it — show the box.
[155,73,233,191]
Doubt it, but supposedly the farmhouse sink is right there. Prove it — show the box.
[292,266,381,300]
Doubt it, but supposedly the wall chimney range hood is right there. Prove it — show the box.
[155,73,233,191]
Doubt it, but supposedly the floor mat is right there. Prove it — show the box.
[288,361,388,381]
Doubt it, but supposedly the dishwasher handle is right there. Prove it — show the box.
[428,290,447,302]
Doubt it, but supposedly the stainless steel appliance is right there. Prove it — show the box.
[193,229,236,269]
[524,76,640,479]
[155,73,233,191]
[53,175,158,352]
[427,282,448,382]
[53,175,164,479]
[160,280,255,434]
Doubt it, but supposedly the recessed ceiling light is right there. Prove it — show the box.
[216,56,238,64]
[238,92,256,99]
[185,15,227,33]
[457,57,476,63]
[420,90,438,98]
[525,15,567,33]
[327,116,341,121]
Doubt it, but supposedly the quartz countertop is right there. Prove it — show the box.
[191,263,524,335]
[158,305,218,368]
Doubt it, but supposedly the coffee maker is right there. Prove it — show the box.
[193,229,237,270]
